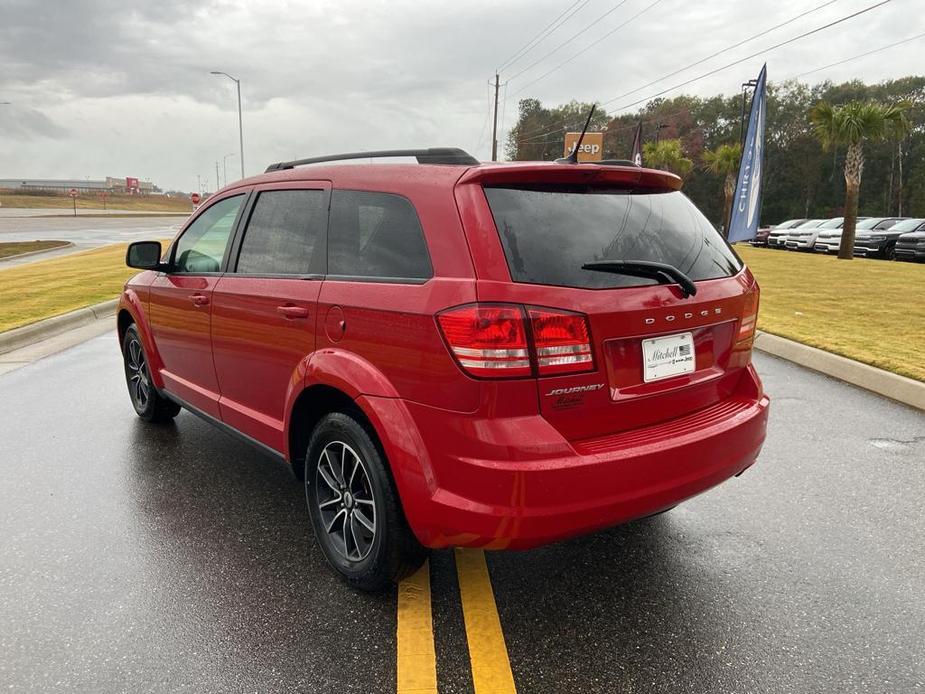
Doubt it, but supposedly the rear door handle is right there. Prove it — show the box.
[277,305,310,319]
[190,293,210,307]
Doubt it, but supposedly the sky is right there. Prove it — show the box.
[0,0,921,192]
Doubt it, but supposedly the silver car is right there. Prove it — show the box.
[786,217,844,251]
[769,219,824,248]
[815,217,901,254]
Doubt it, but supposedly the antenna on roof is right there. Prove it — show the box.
[556,104,597,165]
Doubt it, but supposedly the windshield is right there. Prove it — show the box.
[483,186,742,290]
[777,219,803,229]
[795,219,825,229]
[857,218,885,230]
[819,218,844,229]
[888,218,925,232]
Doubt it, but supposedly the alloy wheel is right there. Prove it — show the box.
[125,338,151,410]
[315,441,377,561]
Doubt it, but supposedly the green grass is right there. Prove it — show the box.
[738,245,925,382]
[0,191,192,213]
[0,240,171,333]
[0,240,69,259]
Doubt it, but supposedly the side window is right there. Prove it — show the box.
[236,189,326,275]
[173,195,244,274]
[328,190,433,280]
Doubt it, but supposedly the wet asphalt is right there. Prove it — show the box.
[1,335,923,693]
[0,216,181,266]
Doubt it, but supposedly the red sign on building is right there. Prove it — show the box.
[125,177,140,193]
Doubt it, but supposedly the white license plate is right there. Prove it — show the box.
[642,332,696,382]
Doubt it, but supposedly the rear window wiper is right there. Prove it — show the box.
[581,260,697,298]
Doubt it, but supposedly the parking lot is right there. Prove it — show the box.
[1,335,922,692]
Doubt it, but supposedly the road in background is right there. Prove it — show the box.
[0,215,182,267]
[0,339,922,692]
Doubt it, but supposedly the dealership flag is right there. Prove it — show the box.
[728,64,767,242]
[631,121,643,166]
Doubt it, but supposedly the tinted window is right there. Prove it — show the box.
[483,187,742,289]
[173,195,244,273]
[236,189,326,275]
[328,190,432,280]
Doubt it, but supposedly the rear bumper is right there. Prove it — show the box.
[372,368,770,550]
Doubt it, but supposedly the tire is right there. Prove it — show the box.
[886,243,897,261]
[305,412,426,591]
[122,324,180,423]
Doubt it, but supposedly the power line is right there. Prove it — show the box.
[511,0,665,98]
[793,30,925,78]
[506,0,632,83]
[497,0,590,73]
[509,0,860,141]
[509,0,895,148]
[600,0,844,106]
[602,0,893,110]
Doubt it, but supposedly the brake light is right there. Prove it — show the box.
[437,303,595,379]
[528,308,594,375]
[436,305,531,377]
[738,288,760,341]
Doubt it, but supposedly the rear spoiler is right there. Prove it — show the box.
[456,162,682,192]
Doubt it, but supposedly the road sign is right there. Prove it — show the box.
[563,131,604,162]
[190,192,201,205]
[68,188,79,198]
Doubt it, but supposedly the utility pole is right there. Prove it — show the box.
[196,174,201,195]
[491,73,500,162]
[215,161,220,192]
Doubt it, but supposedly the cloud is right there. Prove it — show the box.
[0,0,919,189]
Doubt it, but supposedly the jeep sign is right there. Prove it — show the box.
[563,131,604,162]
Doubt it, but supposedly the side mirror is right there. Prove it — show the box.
[126,241,164,270]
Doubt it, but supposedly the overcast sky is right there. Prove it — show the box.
[0,0,920,191]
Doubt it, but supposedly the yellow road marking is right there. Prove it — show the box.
[397,560,438,693]
[454,549,517,694]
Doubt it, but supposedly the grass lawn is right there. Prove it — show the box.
[0,240,170,333]
[738,245,925,382]
[0,192,192,213]
[0,240,70,259]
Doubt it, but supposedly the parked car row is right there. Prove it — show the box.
[752,216,925,261]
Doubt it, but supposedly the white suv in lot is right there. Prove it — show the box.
[769,219,824,248]
[814,217,904,254]
[786,217,844,251]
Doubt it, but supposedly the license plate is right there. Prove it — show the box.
[642,332,695,382]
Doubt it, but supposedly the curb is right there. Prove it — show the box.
[754,331,925,412]
[0,298,118,356]
[0,241,75,263]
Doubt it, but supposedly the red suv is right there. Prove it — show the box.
[119,148,770,590]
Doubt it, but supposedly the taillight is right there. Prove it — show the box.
[528,308,594,375]
[436,304,531,377]
[437,303,594,379]
[738,288,760,341]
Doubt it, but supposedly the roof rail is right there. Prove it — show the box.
[265,148,479,172]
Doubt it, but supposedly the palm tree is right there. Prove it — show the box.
[642,139,693,178]
[809,100,911,259]
[702,143,742,238]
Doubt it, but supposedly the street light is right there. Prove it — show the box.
[222,152,237,187]
[210,71,245,179]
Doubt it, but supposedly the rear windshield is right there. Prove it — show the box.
[483,186,742,290]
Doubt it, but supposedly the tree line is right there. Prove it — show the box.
[504,76,925,229]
